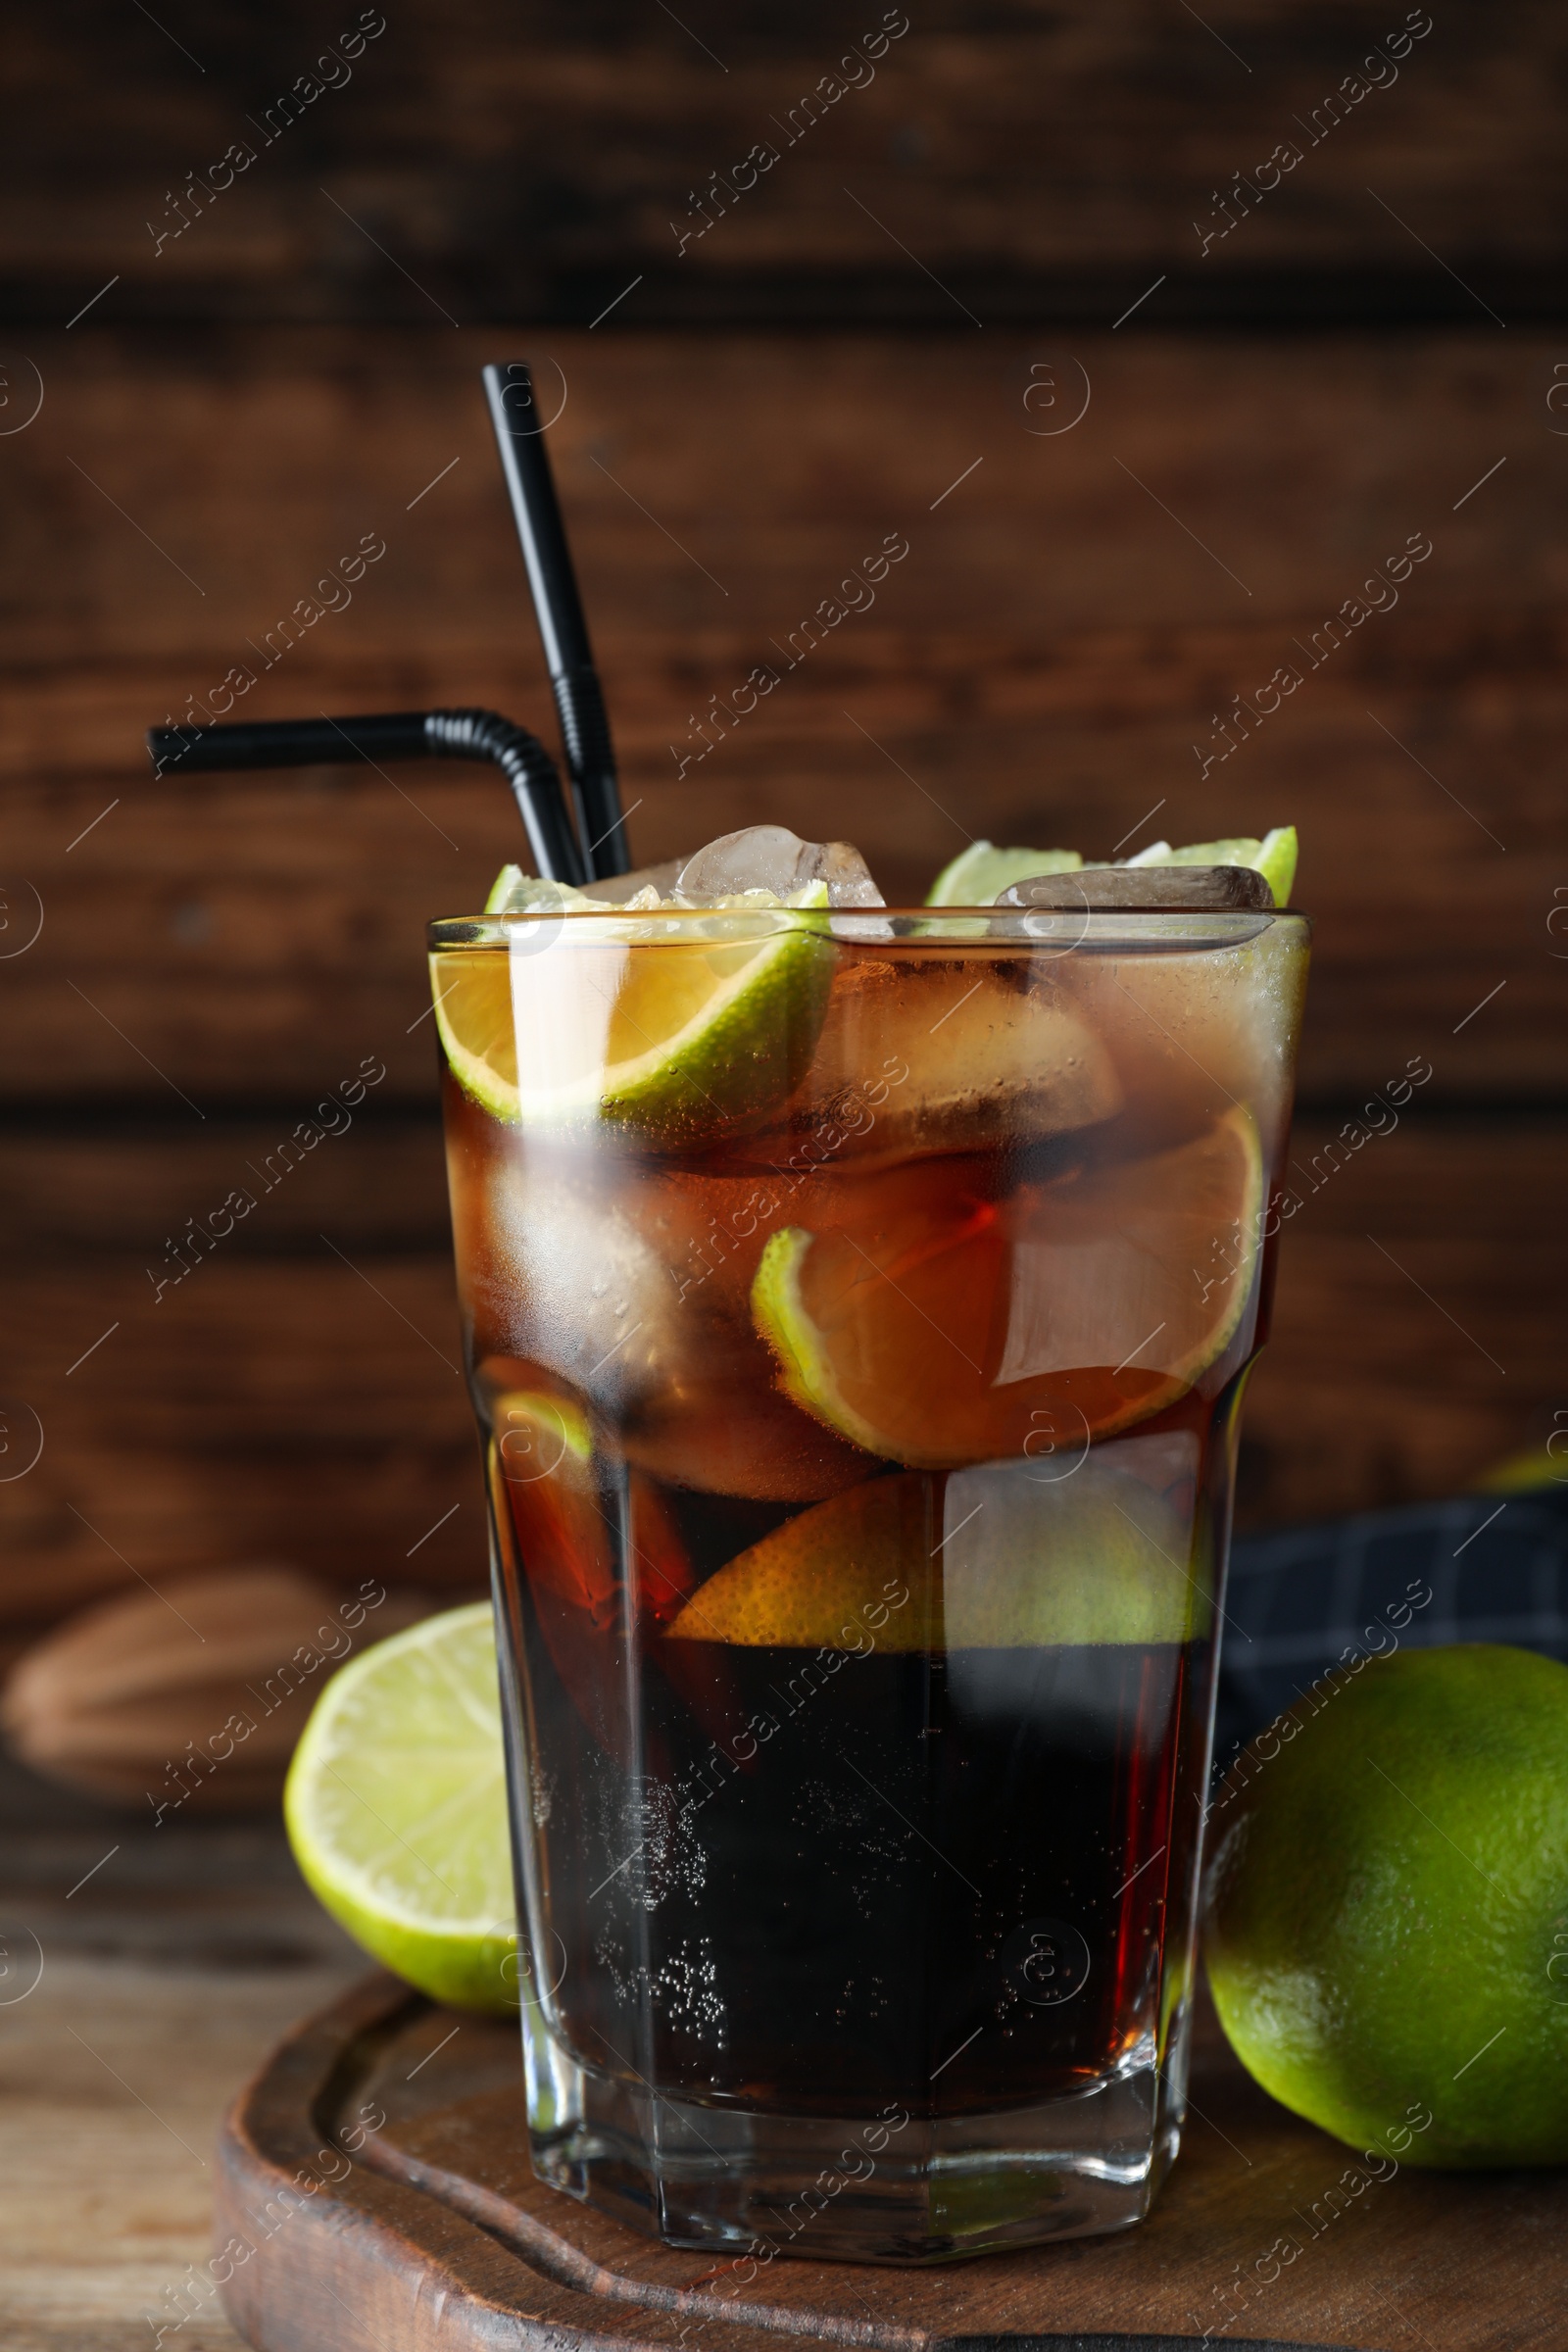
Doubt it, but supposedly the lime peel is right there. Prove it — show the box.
[753,1226,891,1460]
[1205,1643,1568,2168]
[1152,1103,1264,1392]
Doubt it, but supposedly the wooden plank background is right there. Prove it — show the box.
[5,2,1563,326]
[1,3,1564,1648]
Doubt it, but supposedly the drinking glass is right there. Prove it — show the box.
[428,898,1309,2263]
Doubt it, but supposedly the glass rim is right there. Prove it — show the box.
[427,905,1311,949]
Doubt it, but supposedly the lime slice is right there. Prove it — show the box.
[1125,826,1298,906]
[926,829,1298,908]
[926,842,1083,907]
[752,1106,1264,1467]
[284,1602,516,2015]
[493,1386,594,1477]
[484,865,600,915]
[429,952,525,1123]
[666,1451,1202,1649]
[430,889,833,1141]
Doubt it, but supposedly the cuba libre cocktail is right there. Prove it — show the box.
[429,889,1308,2261]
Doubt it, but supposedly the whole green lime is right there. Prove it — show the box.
[1204,1643,1568,2168]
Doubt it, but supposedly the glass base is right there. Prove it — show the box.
[528,2045,1185,2265]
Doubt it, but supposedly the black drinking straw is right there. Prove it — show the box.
[481,362,630,880]
[145,708,589,888]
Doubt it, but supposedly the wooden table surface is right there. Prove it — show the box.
[0,1757,364,2352]
[6,1749,1564,2352]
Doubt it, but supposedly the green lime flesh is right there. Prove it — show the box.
[433,892,833,1144]
[284,1603,517,2015]
[926,827,1298,908]
[667,1457,1206,1649]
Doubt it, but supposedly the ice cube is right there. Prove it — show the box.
[999,865,1273,911]
[472,1156,871,1500]
[588,858,686,905]
[789,960,1121,1167]
[674,826,885,908]
[812,839,886,908]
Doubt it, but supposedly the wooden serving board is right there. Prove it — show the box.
[214,1974,1565,2352]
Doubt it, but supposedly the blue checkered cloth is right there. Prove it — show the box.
[1213,1487,1568,1773]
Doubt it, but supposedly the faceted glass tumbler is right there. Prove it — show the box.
[429,902,1309,2262]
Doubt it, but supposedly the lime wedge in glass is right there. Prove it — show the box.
[752,1105,1265,1467]
[665,1458,1203,1650]
[284,1602,516,2015]
[1125,825,1297,906]
[926,842,1083,906]
[925,827,1298,908]
[484,864,600,915]
[430,885,833,1142]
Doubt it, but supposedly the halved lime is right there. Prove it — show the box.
[752,1106,1265,1467]
[1125,826,1298,906]
[926,842,1083,906]
[284,1603,516,2015]
[430,889,833,1141]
